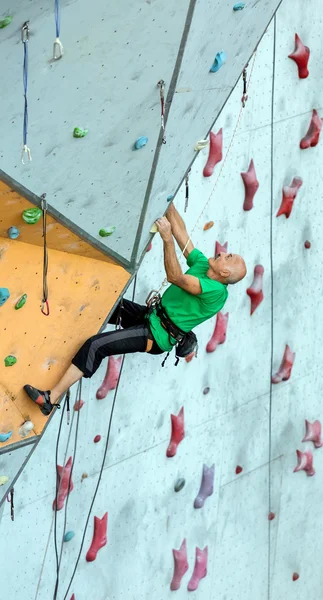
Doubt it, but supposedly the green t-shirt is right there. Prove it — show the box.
[148,248,228,351]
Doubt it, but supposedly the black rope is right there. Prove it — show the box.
[268,13,276,600]
[57,276,138,600]
[53,383,81,600]
[41,194,50,315]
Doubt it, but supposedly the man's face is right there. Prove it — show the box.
[208,252,234,274]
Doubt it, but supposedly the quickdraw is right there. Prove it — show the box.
[157,80,166,144]
[241,65,248,107]
[40,194,50,316]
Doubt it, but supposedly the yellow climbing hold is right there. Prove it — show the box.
[150,223,158,233]
[0,476,8,486]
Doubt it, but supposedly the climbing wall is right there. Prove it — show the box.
[0,0,281,266]
[0,181,130,466]
[1,0,323,598]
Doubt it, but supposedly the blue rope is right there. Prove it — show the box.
[22,39,28,147]
[54,0,60,38]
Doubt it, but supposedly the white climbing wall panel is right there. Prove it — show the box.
[1,0,323,598]
[0,0,282,265]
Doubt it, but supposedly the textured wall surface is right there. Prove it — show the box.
[1,0,323,598]
[0,0,280,265]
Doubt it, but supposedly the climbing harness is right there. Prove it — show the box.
[184,168,191,213]
[241,64,248,107]
[21,21,31,163]
[6,488,14,521]
[145,290,198,367]
[40,194,50,316]
[53,0,63,59]
[157,80,166,144]
[145,53,257,365]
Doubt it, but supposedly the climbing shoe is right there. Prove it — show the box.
[23,384,61,416]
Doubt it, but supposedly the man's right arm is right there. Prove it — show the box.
[166,204,194,259]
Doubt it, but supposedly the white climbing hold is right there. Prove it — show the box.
[194,139,209,151]
[0,476,9,486]
[150,223,158,233]
[19,421,34,438]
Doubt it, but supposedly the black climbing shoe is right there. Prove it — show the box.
[23,384,61,416]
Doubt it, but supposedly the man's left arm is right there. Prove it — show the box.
[155,217,202,295]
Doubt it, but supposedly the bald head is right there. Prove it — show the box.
[207,253,247,285]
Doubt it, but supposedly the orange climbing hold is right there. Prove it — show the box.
[203,221,214,231]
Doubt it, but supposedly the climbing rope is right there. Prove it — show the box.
[267,14,277,600]
[53,386,81,600]
[21,21,31,164]
[148,53,257,304]
[40,194,50,316]
[46,278,138,599]
[157,80,166,144]
[53,0,63,59]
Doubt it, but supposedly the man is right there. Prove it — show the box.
[23,203,247,415]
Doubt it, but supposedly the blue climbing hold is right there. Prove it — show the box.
[233,2,245,10]
[167,194,174,202]
[210,51,227,73]
[134,136,148,150]
[8,226,20,239]
[0,288,10,307]
[0,431,13,443]
[64,531,75,542]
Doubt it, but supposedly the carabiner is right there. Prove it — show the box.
[21,144,32,164]
[41,299,50,316]
[21,21,29,43]
[53,37,64,60]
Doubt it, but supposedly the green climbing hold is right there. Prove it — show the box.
[64,531,75,542]
[0,16,13,29]
[15,294,27,310]
[4,355,17,367]
[22,207,42,224]
[73,127,88,138]
[99,226,116,237]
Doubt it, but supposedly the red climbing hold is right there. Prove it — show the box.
[166,406,185,457]
[268,512,275,521]
[300,109,322,149]
[276,177,303,218]
[292,573,299,581]
[187,546,208,591]
[73,399,84,411]
[94,435,101,443]
[203,221,214,231]
[288,33,310,79]
[241,159,259,211]
[294,449,315,477]
[272,344,295,384]
[206,312,229,353]
[215,240,228,255]
[146,241,152,252]
[185,351,196,363]
[302,420,323,448]
[203,129,223,177]
[170,538,189,591]
[235,465,243,475]
[70,595,76,600]
[86,512,108,562]
[246,265,264,315]
[53,456,74,511]
[96,355,122,399]
[304,240,311,249]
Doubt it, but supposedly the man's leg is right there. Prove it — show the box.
[23,324,152,415]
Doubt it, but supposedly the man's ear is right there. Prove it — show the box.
[220,268,230,279]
